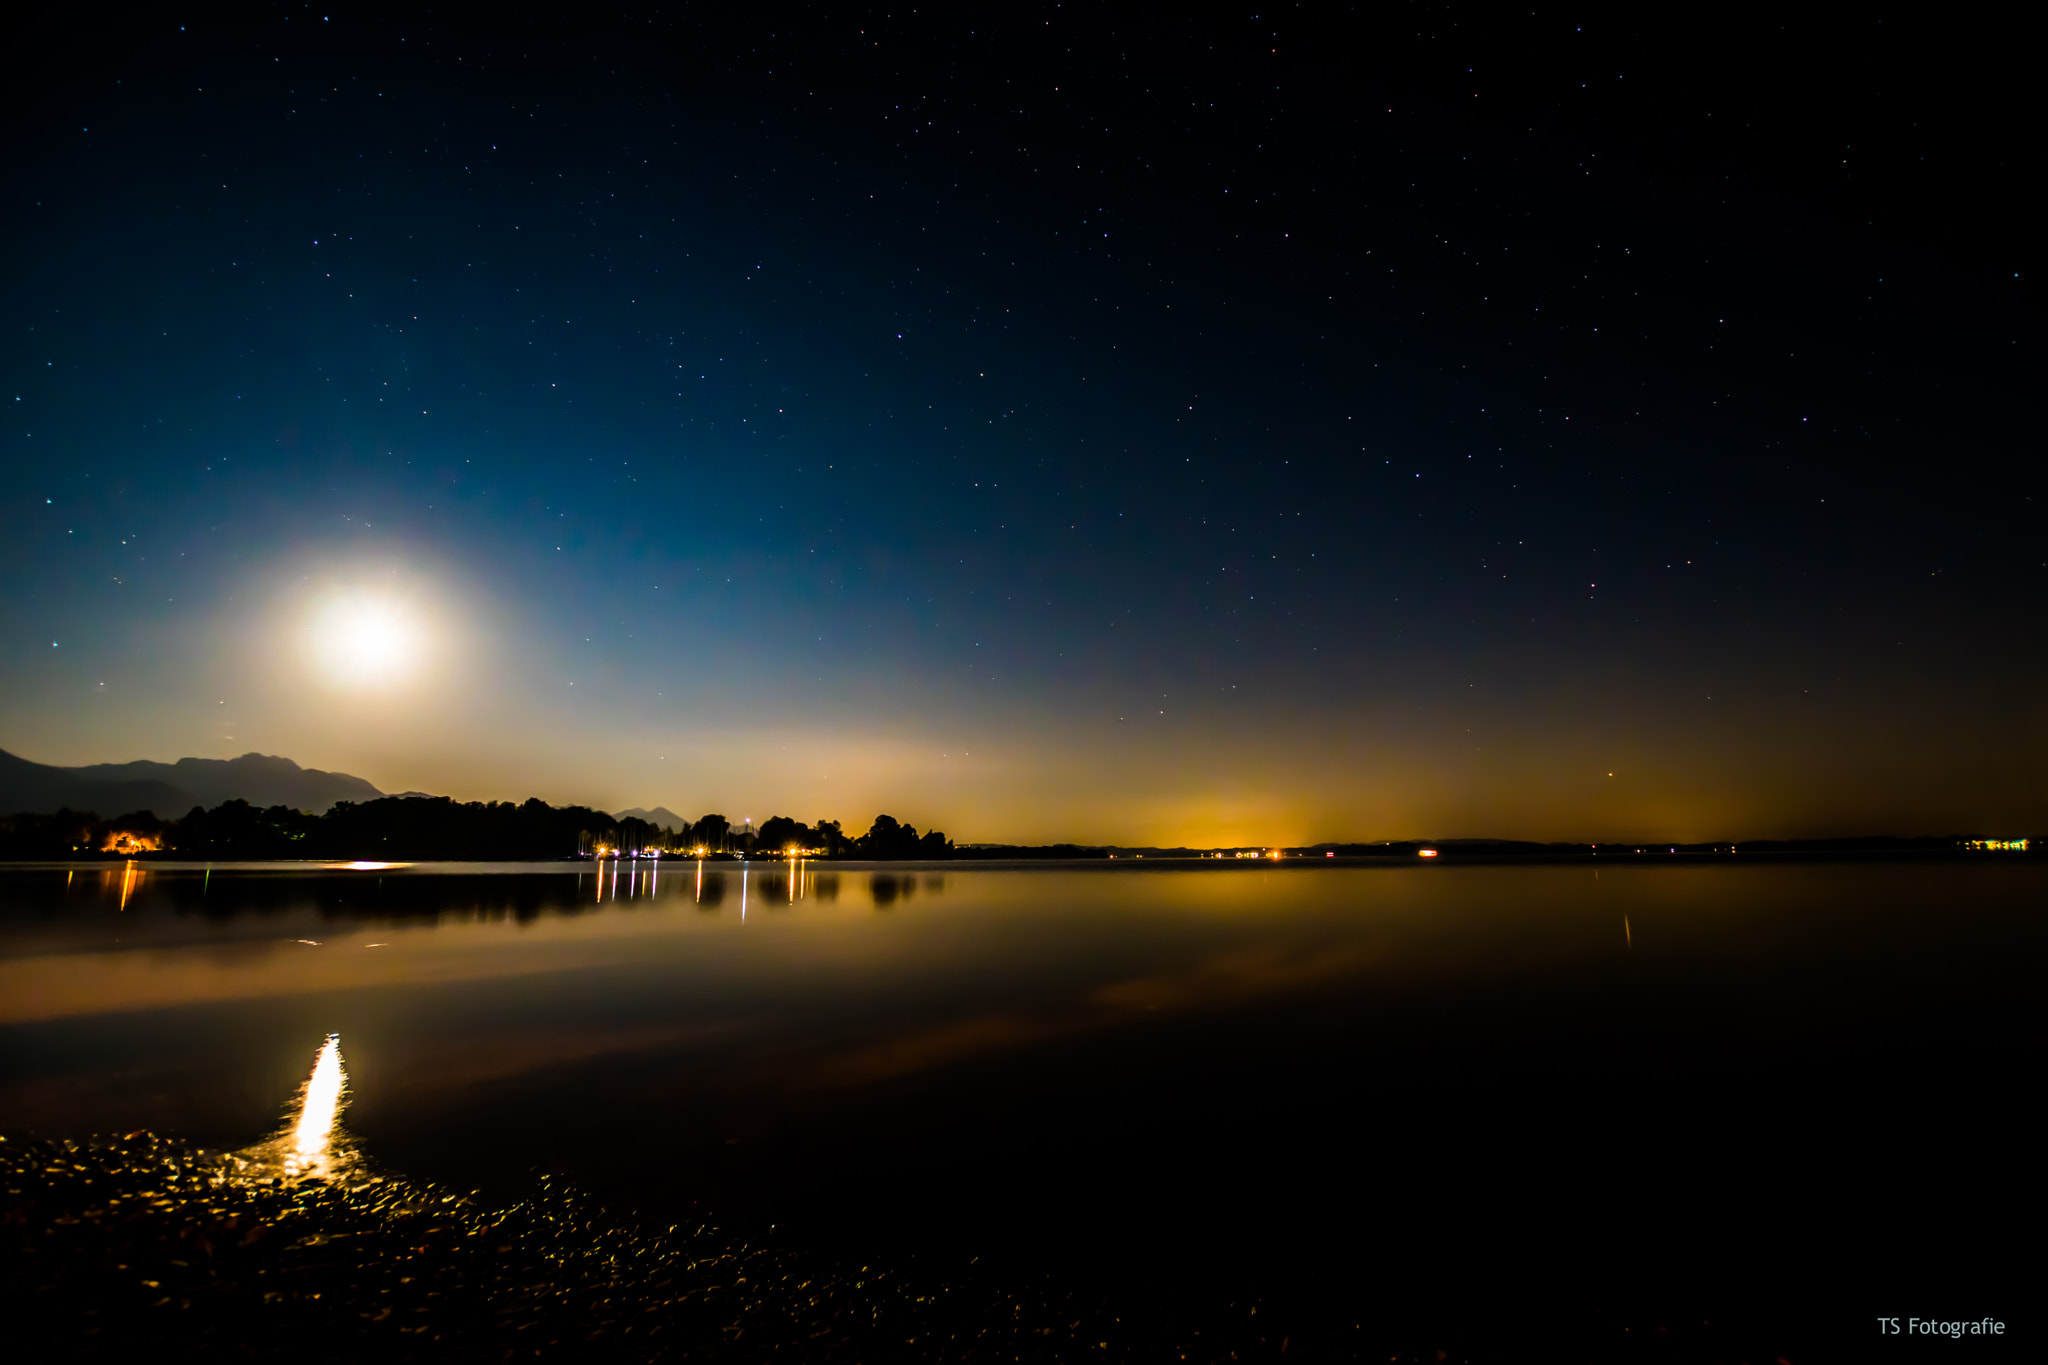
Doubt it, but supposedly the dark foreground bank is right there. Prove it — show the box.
[2,1132,1814,1365]
[2,1131,1217,1363]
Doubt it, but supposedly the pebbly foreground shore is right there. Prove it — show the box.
[1,1131,1329,1363]
[4,1131,1801,1363]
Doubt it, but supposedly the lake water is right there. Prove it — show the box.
[2,857,2039,1352]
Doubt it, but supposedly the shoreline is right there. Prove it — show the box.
[3,843,2043,870]
[4,1131,1806,1363]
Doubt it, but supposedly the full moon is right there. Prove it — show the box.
[307,592,421,688]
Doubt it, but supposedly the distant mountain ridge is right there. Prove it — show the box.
[0,750,195,822]
[616,807,690,830]
[0,749,382,817]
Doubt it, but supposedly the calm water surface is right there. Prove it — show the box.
[3,858,2040,1345]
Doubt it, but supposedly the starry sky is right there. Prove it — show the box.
[3,3,2040,844]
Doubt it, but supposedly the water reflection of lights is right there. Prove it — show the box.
[94,860,148,910]
[295,1034,345,1159]
[116,860,144,911]
[579,852,822,909]
[238,1033,359,1185]
[326,861,412,871]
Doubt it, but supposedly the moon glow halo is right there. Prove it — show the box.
[307,591,422,689]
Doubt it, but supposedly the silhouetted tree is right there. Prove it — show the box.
[755,815,816,853]
[1,794,964,862]
[857,814,948,859]
[693,813,731,853]
[0,808,101,858]
[171,799,320,857]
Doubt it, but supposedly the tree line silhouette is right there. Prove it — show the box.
[1,803,2013,862]
[0,798,955,862]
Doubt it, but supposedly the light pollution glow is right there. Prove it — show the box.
[9,542,2043,848]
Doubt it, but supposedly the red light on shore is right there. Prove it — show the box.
[1418,848,1439,858]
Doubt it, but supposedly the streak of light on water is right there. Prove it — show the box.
[116,861,143,911]
[234,1033,365,1186]
[295,1035,344,1160]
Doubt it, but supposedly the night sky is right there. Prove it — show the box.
[4,3,2039,844]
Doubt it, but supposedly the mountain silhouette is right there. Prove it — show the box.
[0,750,196,820]
[615,806,689,830]
[0,749,382,817]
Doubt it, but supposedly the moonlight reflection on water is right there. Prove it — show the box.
[291,1035,345,1163]
[246,1032,359,1185]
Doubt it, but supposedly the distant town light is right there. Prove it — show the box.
[1418,848,1439,858]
